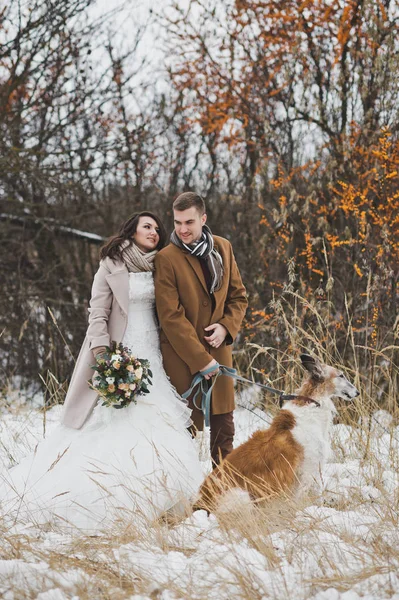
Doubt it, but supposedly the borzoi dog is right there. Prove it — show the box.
[195,354,359,512]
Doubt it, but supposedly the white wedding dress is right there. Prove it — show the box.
[0,273,204,532]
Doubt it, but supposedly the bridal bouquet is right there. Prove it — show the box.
[90,341,152,409]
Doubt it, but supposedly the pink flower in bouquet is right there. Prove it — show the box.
[126,364,134,372]
[108,383,115,392]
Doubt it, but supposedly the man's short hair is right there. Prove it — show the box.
[173,192,206,215]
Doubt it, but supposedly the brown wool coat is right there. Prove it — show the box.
[154,236,248,430]
[62,257,129,429]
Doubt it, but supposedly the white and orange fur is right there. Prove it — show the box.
[195,354,359,512]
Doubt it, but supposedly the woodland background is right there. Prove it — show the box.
[1,0,398,407]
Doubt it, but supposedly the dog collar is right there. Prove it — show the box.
[279,394,321,409]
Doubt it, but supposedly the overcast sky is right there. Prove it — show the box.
[91,0,190,62]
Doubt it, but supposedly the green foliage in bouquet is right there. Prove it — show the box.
[89,341,152,409]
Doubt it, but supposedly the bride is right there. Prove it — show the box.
[0,212,204,531]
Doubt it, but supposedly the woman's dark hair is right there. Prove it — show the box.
[100,212,167,261]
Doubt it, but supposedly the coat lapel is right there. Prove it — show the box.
[106,269,129,315]
[184,253,209,296]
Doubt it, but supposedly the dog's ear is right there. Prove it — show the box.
[300,354,324,381]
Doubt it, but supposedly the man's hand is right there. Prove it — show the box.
[204,323,228,349]
[200,358,219,380]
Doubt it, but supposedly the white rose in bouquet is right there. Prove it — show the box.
[134,366,143,379]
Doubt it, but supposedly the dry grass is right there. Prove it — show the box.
[1,291,398,599]
[0,423,398,599]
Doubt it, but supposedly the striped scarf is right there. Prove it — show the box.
[170,225,224,293]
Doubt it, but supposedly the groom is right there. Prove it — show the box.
[154,192,247,466]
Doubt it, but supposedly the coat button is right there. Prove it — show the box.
[202,300,208,307]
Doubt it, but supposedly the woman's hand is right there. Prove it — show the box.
[92,347,106,388]
[93,346,106,360]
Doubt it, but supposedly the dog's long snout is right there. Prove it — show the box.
[345,383,360,400]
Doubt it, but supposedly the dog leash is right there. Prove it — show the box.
[184,364,388,438]
[182,363,290,427]
[236,402,273,424]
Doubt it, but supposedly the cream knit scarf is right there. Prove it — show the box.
[119,240,157,272]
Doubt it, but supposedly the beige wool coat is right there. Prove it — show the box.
[62,256,129,429]
[154,236,248,430]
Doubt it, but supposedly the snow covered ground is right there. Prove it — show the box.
[1,389,398,600]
